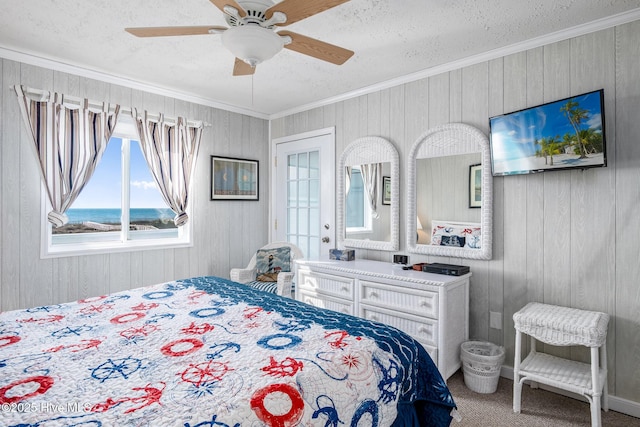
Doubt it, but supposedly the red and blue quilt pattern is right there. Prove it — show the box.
[0,276,454,426]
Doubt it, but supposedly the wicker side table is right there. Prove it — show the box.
[512,302,609,427]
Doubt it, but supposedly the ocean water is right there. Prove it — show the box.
[66,208,175,224]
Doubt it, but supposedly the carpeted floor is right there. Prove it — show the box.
[446,369,640,426]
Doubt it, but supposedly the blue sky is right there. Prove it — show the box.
[72,138,166,209]
[489,91,603,161]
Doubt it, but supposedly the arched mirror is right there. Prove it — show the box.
[337,136,399,251]
[407,123,492,259]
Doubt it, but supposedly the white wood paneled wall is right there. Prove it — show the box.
[1,19,639,409]
[271,21,640,403]
[0,61,270,313]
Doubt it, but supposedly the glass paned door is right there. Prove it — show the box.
[287,150,320,259]
[273,129,334,260]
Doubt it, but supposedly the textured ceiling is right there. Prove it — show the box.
[2,1,640,117]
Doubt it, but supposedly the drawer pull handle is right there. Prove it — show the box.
[369,292,379,299]
[370,315,379,322]
[418,327,430,334]
[419,300,430,307]
[341,286,349,292]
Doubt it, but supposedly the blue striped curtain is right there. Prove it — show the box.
[133,109,202,226]
[360,163,380,219]
[15,86,120,227]
[345,166,352,196]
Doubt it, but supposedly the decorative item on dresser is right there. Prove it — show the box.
[295,258,470,381]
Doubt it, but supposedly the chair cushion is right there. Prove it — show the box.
[255,247,291,282]
[246,280,278,294]
[245,281,296,296]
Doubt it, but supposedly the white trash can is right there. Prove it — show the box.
[460,341,505,394]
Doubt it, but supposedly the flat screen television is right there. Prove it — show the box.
[489,89,606,176]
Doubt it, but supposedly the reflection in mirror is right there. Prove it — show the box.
[337,136,399,251]
[345,162,391,241]
[407,123,492,260]
[416,154,481,244]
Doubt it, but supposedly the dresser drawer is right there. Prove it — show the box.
[421,344,438,363]
[360,280,438,319]
[295,259,469,381]
[299,291,353,315]
[298,270,354,300]
[360,305,438,347]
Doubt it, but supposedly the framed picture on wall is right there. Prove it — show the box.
[469,164,481,208]
[211,156,259,201]
[382,176,391,205]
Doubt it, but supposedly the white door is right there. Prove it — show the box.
[272,128,335,260]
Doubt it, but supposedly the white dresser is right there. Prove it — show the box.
[295,259,470,381]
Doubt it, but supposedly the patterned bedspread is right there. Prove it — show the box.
[0,276,455,427]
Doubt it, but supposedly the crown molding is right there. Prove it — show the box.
[2,8,639,122]
[269,8,640,120]
[0,46,269,120]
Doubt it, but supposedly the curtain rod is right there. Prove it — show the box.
[13,85,211,127]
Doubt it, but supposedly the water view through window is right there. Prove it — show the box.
[52,138,177,235]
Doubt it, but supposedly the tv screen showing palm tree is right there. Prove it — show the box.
[489,89,606,176]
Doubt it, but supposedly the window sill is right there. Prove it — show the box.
[43,230,192,258]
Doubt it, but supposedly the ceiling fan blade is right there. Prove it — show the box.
[125,26,227,37]
[233,58,255,76]
[266,0,350,26]
[209,0,247,17]
[279,31,353,65]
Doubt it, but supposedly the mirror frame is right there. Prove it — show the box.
[337,136,399,251]
[407,123,493,259]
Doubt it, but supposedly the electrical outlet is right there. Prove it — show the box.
[393,254,409,265]
[490,311,502,330]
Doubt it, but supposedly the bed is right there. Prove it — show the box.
[0,275,456,427]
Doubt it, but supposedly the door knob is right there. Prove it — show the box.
[324,224,330,230]
[322,236,330,243]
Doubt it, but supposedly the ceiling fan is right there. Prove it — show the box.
[125,0,354,76]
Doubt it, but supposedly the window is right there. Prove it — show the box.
[42,116,192,257]
[345,167,372,233]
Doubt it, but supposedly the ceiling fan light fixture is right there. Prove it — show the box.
[221,25,284,67]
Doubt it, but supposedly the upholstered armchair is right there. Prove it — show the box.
[229,241,304,297]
